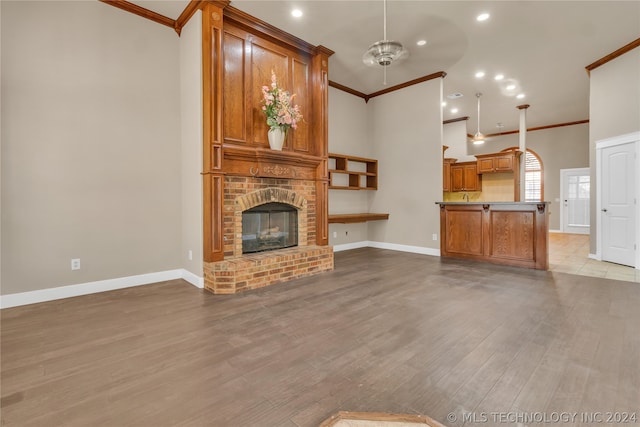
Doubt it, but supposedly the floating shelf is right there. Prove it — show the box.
[328,213,390,224]
[328,153,378,190]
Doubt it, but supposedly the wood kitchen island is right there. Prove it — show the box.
[437,202,550,270]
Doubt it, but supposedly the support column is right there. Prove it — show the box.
[202,2,228,262]
[517,104,530,202]
[313,47,333,246]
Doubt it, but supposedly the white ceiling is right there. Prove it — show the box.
[132,0,640,134]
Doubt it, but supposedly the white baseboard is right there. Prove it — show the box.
[181,269,204,288]
[368,241,441,257]
[588,253,601,261]
[1,269,204,309]
[333,241,371,252]
[549,229,562,233]
[333,240,440,257]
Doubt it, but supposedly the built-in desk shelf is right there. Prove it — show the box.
[328,153,378,190]
[328,213,389,224]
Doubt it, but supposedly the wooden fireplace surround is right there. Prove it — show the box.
[201,3,334,279]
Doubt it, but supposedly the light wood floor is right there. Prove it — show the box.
[2,248,640,427]
[549,233,640,283]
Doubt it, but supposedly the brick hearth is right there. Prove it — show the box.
[203,245,333,294]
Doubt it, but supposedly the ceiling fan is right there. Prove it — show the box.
[472,92,486,144]
[362,0,409,85]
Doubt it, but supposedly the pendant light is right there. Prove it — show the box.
[472,92,486,144]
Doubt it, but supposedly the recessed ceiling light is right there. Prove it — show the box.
[506,84,516,90]
[417,40,427,46]
[475,71,485,78]
[447,92,464,99]
[291,9,303,18]
[451,108,459,114]
[477,13,490,22]
[494,74,504,81]
[517,93,525,99]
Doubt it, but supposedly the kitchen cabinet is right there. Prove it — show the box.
[443,158,456,192]
[476,151,521,173]
[450,161,481,192]
[475,150,522,200]
[437,202,550,270]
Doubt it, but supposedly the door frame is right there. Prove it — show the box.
[595,131,640,269]
[560,167,591,234]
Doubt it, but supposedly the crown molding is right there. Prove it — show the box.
[101,0,229,36]
[443,116,469,124]
[223,6,322,56]
[585,37,640,76]
[175,0,209,35]
[484,119,589,138]
[328,81,368,101]
[329,71,447,102]
[366,71,447,101]
[99,0,175,29]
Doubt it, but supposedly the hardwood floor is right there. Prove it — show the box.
[2,248,640,426]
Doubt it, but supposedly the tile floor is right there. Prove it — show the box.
[549,232,640,282]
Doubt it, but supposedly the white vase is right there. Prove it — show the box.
[267,127,286,150]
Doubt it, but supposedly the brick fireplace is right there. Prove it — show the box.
[200,3,334,295]
[203,176,334,294]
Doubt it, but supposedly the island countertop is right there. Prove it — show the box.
[437,202,549,270]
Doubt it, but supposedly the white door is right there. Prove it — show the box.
[601,142,636,267]
[561,168,590,234]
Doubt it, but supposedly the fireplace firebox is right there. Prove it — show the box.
[242,203,298,254]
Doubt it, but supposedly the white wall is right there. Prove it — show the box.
[328,87,370,247]
[368,79,443,251]
[179,11,203,281]
[443,120,474,162]
[589,47,640,253]
[328,79,444,253]
[1,1,181,295]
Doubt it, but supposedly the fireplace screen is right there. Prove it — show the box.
[242,203,298,254]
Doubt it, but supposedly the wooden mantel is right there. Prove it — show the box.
[222,146,324,180]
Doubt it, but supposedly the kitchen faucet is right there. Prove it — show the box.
[462,193,470,202]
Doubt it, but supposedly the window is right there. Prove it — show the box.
[502,148,544,201]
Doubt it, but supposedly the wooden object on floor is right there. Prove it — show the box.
[438,202,549,270]
[328,153,378,190]
[319,411,447,427]
[450,161,481,192]
[328,213,389,224]
[2,247,640,426]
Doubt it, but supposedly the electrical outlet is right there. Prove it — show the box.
[333,231,337,238]
[432,233,438,241]
[188,250,193,261]
[71,258,81,270]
